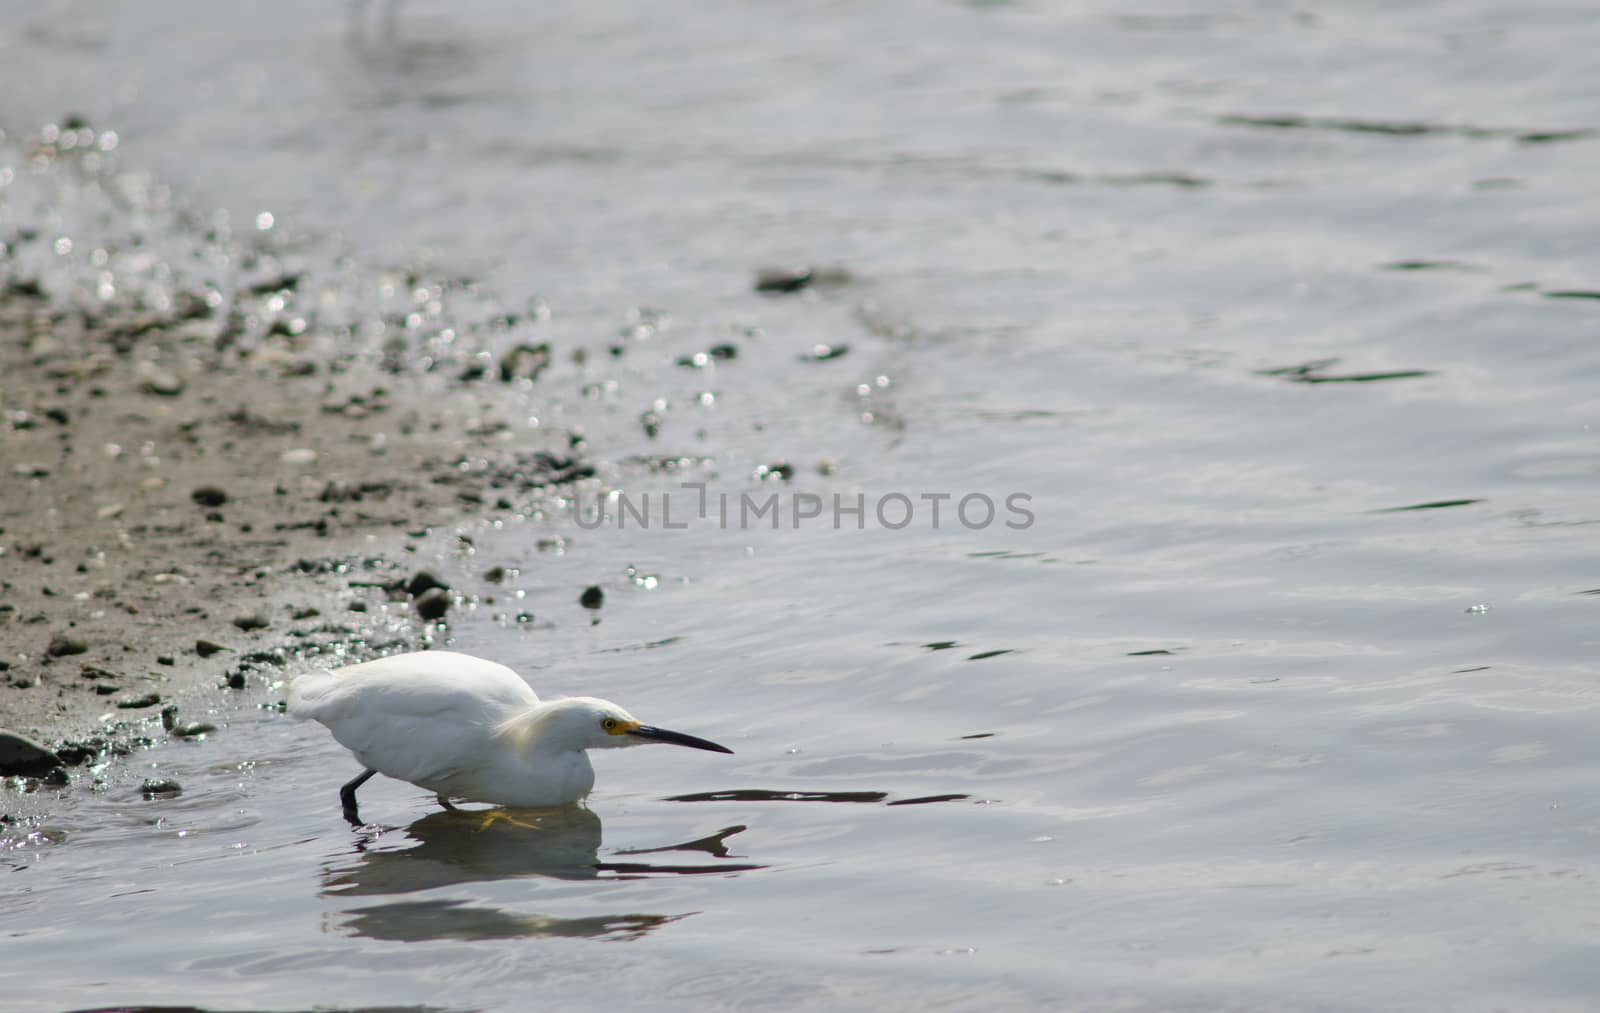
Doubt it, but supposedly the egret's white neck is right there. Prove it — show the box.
[496,700,591,755]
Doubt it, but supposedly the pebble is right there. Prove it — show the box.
[754,267,815,293]
[499,342,552,383]
[46,633,88,657]
[140,778,182,799]
[482,566,506,583]
[161,705,217,738]
[0,730,63,775]
[195,639,226,658]
[233,613,269,631]
[406,570,449,596]
[579,585,605,609]
[414,587,452,621]
[138,365,185,397]
[116,692,161,709]
[191,485,228,507]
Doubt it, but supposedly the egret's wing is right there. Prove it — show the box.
[288,651,539,785]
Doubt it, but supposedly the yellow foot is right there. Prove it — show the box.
[474,808,547,833]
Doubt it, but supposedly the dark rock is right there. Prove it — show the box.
[191,485,228,507]
[483,566,506,583]
[156,654,175,666]
[46,633,88,657]
[799,343,849,362]
[499,342,552,383]
[291,606,321,620]
[141,778,182,799]
[43,407,69,425]
[225,670,247,690]
[754,267,815,293]
[162,706,216,738]
[0,730,63,775]
[347,600,369,613]
[195,639,226,658]
[233,613,269,631]
[414,587,451,621]
[116,692,161,709]
[39,768,69,787]
[406,570,449,596]
[708,343,739,360]
[579,585,605,610]
[55,741,98,766]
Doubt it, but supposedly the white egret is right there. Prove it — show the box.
[288,650,732,824]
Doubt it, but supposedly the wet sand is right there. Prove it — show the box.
[0,276,587,759]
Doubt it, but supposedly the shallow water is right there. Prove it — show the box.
[6,0,1600,1010]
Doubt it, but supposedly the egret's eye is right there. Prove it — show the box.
[601,717,617,731]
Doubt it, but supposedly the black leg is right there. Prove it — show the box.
[340,769,377,826]
[436,794,459,811]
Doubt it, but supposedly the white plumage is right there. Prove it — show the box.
[288,650,732,822]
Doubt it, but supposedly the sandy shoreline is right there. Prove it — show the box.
[0,271,587,771]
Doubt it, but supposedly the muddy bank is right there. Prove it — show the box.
[0,134,596,769]
[0,278,587,757]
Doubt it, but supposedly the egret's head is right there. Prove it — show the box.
[543,697,733,754]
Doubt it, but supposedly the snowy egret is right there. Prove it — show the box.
[288,651,732,824]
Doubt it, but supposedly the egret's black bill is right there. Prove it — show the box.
[629,725,734,754]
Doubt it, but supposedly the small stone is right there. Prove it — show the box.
[347,600,368,613]
[156,655,175,666]
[138,364,185,397]
[406,570,449,596]
[499,342,552,383]
[46,633,88,657]
[579,585,605,610]
[162,705,215,737]
[13,463,51,479]
[483,566,506,584]
[117,692,161,709]
[191,485,228,508]
[754,267,815,293]
[799,343,849,362]
[291,606,320,620]
[414,587,451,621]
[141,778,182,799]
[0,730,63,775]
[225,670,246,690]
[233,614,269,631]
[195,639,226,658]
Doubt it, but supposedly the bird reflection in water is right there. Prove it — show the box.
[320,806,761,943]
